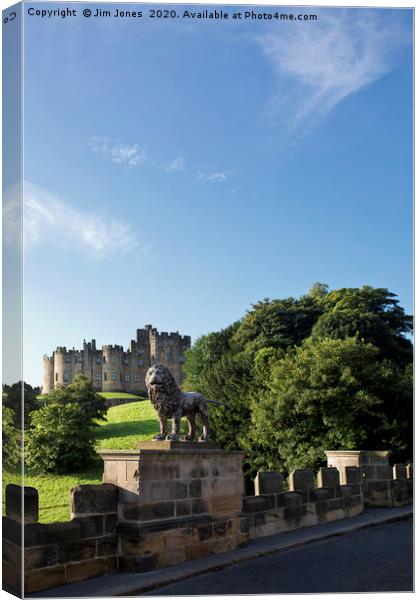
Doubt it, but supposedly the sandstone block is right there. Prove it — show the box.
[71,483,118,516]
[144,480,188,503]
[309,488,333,502]
[189,479,202,498]
[96,534,118,557]
[345,466,362,484]
[66,557,117,583]
[192,498,209,514]
[3,559,22,594]
[6,484,39,523]
[158,548,186,567]
[104,513,118,534]
[25,565,65,594]
[289,469,314,492]
[317,467,340,489]
[277,492,303,507]
[3,539,20,566]
[57,538,96,564]
[185,541,211,560]
[211,494,240,514]
[254,471,284,495]
[119,552,158,573]
[242,496,267,513]
[25,544,58,569]
[122,501,175,521]
[175,499,192,517]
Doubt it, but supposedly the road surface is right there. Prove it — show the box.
[145,519,413,595]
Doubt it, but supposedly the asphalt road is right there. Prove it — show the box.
[145,519,413,595]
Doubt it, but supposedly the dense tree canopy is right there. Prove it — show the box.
[183,284,412,478]
[3,381,40,429]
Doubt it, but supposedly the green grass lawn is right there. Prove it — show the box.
[4,400,187,524]
[98,392,145,400]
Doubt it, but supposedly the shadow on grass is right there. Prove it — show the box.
[94,419,159,440]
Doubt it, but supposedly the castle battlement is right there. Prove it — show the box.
[42,325,191,395]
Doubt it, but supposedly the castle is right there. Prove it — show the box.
[42,325,191,395]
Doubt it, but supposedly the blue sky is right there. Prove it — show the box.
[16,4,413,385]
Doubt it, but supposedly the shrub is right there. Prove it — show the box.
[25,403,96,473]
[2,406,20,470]
[42,374,107,422]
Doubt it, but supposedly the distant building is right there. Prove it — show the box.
[42,325,191,395]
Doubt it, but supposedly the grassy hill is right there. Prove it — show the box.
[5,400,184,523]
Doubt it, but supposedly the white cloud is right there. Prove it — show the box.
[4,182,140,259]
[257,12,407,129]
[165,157,186,172]
[92,137,149,168]
[198,170,232,183]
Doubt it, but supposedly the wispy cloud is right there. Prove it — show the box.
[4,182,141,259]
[256,11,407,130]
[92,137,149,169]
[165,156,186,172]
[92,137,234,185]
[198,170,233,183]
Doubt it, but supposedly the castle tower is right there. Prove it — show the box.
[101,345,124,392]
[53,347,72,387]
[42,355,54,394]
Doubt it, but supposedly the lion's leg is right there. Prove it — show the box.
[166,411,182,441]
[153,416,168,441]
[199,408,210,442]
[183,414,196,441]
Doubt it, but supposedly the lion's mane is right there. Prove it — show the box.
[145,364,184,416]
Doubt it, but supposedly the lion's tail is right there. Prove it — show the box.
[207,399,230,409]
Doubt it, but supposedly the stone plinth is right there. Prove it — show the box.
[98,442,245,521]
[324,451,392,484]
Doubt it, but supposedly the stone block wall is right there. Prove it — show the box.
[2,449,413,595]
[3,483,119,594]
[242,466,364,540]
[100,443,246,572]
[325,451,413,507]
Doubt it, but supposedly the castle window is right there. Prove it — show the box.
[138,359,144,367]
[104,372,108,381]
[151,355,155,362]
[134,374,140,382]
[138,350,145,356]
[179,356,185,363]
[119,373,122,382]
[55,372,58,382]
[63,372,69,382]
[95,356,101,364]
[111,372,117,381]
[125,374,130,382]
[64,355,71,363]
[96,373,101,381]
[123,357,129,365]
[103,356,106,364]
[76,355,83,363]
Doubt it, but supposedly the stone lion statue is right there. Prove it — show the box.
[145,364,227,442]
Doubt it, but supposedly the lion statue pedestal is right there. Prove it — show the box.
[98,443,245,571]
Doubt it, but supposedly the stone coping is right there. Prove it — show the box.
[97,446,245,459]
[325,450,390,458]
[136,441,222,450]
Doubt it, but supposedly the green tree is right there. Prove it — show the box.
[25,403,96,473]
[231,296,322,354]
[315,286,413,365]
[2,406,20,471]
[3,381,40,429]
[43,374,107,422]
[250,337,412,474]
